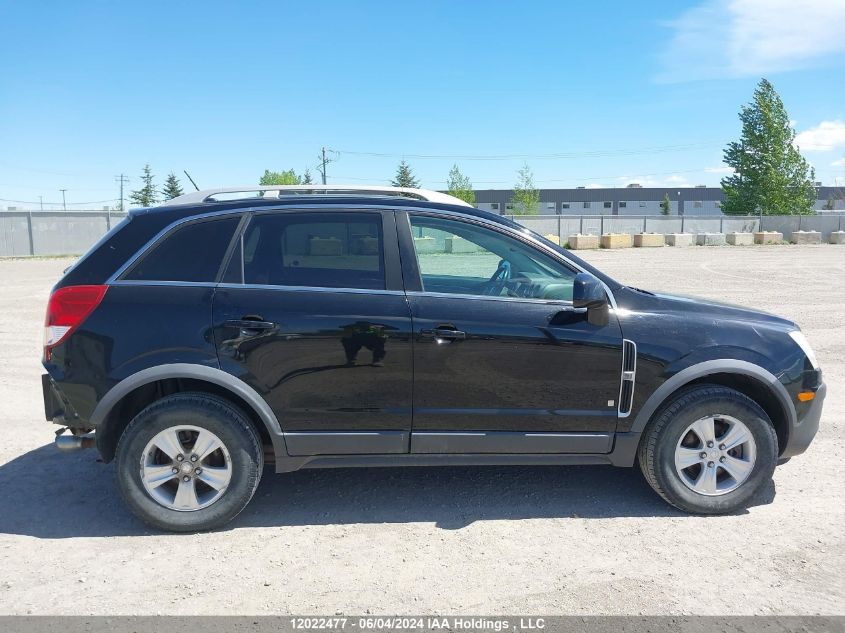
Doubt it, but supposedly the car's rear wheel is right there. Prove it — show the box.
[115,393,263,532]
[638,384,777,514]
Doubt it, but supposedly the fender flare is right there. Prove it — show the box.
[629,359,796,434]
[91,363,288,456]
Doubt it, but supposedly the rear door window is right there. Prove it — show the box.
[122,216,239,282]
[228,212,385,290]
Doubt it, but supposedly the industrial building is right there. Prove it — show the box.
[473,185,845,216]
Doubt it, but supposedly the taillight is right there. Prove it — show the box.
[44,285,108,360]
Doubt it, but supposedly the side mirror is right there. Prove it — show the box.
[572,272,609,326]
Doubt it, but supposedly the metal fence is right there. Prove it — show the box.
[1,210,844,257]
[0,211,128,257]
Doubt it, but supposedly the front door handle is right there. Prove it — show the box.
[421,327,467,342]
[223,319,276,335]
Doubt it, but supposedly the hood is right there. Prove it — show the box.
[622,288,797,331]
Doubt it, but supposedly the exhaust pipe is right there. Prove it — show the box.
[55,434,96,452]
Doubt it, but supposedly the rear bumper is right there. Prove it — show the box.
[782,382,825,458]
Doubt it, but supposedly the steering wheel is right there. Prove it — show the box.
[483,260,512,295]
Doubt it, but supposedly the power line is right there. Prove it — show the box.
[332,141,721,161]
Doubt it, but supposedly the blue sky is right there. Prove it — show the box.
[2,0,845,209]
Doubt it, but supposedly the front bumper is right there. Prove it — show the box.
[782,382,826,458]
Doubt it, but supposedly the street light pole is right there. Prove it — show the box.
[60,189,67,211]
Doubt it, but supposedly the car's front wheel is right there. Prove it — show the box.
[115,393,263,532]
[638,384,778,514]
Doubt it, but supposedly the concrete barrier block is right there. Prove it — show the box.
[830,230,845,244]
[413,236,438,253]
[309,237,342,255]
[665,233,693,247]
[791,230,822,245]
[544,233,561,245]
[695,233,726,246]
[633,233,664,247]
[754,231,783,244]
[600,233,632,249]
[568,234,599,250]
[726,232,753,246]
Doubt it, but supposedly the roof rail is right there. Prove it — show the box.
[161,185,473,207]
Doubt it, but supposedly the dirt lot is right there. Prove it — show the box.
[0,245,842,615]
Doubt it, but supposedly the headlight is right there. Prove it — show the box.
[789,330,819,370]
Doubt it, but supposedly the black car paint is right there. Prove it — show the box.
[42,196,824,470]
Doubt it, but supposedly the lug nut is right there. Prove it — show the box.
[720,456,726,463]
[719,444,726,450]
[707,441,714,448]
[171,467,178,474]
[190,455,198,462]
[707,461,715,468]
[182,475,191,482]
[176,454,184,462]
[700,452,707,459]
[195,467,202,475]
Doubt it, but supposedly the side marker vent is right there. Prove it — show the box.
[618,339,637,417]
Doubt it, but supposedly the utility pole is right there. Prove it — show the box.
[60,189,67,211]
[317,147,337,185]
[115,173,129,212]
[39,196,43,211]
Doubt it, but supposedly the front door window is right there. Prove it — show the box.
[409,216,577,301]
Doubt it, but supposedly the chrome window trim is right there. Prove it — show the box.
[404,289,581,308]
[217,282,405,296]
[106,203,618,312]
[109,280,218,288]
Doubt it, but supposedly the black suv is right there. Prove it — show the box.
[42,187,825,531]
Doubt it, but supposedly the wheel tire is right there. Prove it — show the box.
[638,384,777,515]
[115,392,263,532]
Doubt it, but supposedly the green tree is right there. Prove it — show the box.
[721,78,816,215]
[259,169,302,185]
[660,193,671,215]
[823,195,835,211]
[161,173,184,200]
[446,164,475,205]
[511,163,540,215]
[302,168,314,185]
[128,164,158,207]
[391,160,420,189]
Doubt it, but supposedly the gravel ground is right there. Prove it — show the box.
[0,245,842,615]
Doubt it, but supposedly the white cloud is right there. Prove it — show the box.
[657,0,845,82]
[831,158,845,167]
[794,120,845,151]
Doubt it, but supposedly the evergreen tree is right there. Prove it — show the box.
[128,164,158,207]
[259,169,301,185]
[511,163,540,215]
[823,195,835,211]
[721,78,816,215]
[391,160,420,189]
[446,164,475,205]
[302,168,314,185]
[161,173,184,200]
[660,193,671,215]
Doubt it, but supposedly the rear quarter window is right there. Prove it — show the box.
[122,216,239,282]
